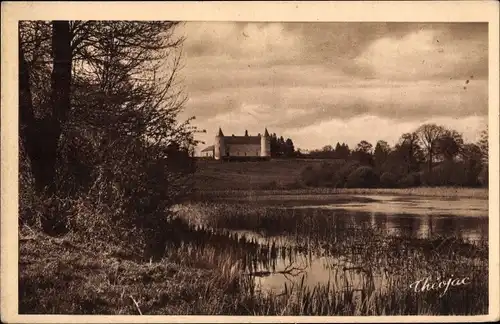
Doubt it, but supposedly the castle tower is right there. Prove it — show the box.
[260,128,271,157]
[214,127,225,160]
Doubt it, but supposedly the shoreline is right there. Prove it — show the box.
[194,187,489,200]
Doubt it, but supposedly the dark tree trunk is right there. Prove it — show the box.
[18,38,51,193]
[19,21,72,234]
[19,46,34,146]
[21,21,72,194]
[428,149,433,173]
[44,21,72,192]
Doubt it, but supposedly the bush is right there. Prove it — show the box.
[420,161,477,187]
[398,172,421,188]
[298,160,355,188]
[345,166,379,188]
[332,161,360,188]
[379,172,398,188]
[299,165,321,187]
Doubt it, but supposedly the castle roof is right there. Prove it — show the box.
[264,128,270,137]
[201,145,214,152]
[223,136,261,145]
[217,127,224,137]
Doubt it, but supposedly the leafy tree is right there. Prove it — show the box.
[390,132,424,175]
[477,125,488,187]
[460,143,484,186]
[352,140,373,166]
[373,140,391,172]
[356,140,373,154]
[322,145,334,152]
[436,129,464,161]
[336,143,350,159]
[270,133,279,157]
[269,133,296,158]
[478,125,488,164]
[284,138,295,157]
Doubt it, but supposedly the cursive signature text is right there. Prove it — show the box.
[409,275,470,297]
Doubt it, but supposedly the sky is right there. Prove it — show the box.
[175,22,488,153]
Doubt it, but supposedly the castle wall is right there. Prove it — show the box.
[202,150,214,157]
[226,144,261,157]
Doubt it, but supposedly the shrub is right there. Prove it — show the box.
[398,172,421,188]
[345,166,379,188]
[331,161,360,188]
[299,165,321,187]
[379,172,398,188]
[420,161,475,187]
[298,160,355,188]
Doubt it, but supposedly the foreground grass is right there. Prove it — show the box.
[19,227,249,315]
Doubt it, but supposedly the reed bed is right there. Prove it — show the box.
[173,200,489,315]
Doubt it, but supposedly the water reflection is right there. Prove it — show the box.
[180,194,488,297]
[292,194,488,218]
[235,204,488,294]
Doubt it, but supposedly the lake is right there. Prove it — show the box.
[175,192,489,313]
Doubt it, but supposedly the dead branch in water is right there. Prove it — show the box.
[245,262,307,277]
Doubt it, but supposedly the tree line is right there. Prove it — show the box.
[300,123,488,188]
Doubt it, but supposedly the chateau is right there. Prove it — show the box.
[201,128,271,160]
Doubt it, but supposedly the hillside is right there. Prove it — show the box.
[194,158,330,190]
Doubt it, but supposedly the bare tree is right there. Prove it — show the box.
[416,124,446,173]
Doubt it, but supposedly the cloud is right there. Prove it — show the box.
[181,22,301,62]
[177,22,489,152]
[354,27,488,80]
[185,78,487,124]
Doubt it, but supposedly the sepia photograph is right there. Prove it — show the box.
[1,1,499,323]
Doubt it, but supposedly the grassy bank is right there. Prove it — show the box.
[19,226,252,315]
[195,159,324,190]
[194,187,489,202]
